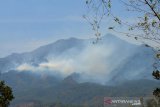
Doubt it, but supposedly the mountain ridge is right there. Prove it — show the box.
[0,34,155,84]
[0,34,158,106]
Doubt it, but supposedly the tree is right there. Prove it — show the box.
[84,0,160,105]
[84,0,160,45]
[0,81,14,107]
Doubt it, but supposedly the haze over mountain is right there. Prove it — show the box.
[0,34,155,84]
[0,34,159,106]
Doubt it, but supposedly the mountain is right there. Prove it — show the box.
[0,37,86,72]
[0,34,158,106]
[0,34,156,84]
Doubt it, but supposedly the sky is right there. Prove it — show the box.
[0,0,139,58]
[0,0,96,57]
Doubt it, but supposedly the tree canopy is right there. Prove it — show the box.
[85,0,160,46]
[0,81,14,107]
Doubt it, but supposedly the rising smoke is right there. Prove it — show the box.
[16,38,137,84]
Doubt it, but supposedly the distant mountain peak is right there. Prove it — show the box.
[0,34,155,85]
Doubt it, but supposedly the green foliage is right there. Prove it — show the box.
[153,88,160,97]
[0,81,14,107]
[1,71,159,106]
[152,70,160,80]
[108,0,111,8]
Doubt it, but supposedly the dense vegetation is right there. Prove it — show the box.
[1,71,159,107]
[0,81,14,107]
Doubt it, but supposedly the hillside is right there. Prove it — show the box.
[0,34,158,106]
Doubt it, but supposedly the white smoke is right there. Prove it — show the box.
[16,42,132,84]
[17,63,36,71]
